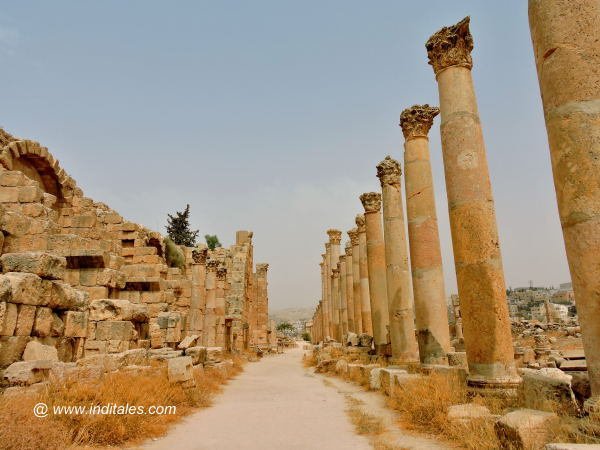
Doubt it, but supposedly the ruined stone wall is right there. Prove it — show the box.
[0,130,270,375]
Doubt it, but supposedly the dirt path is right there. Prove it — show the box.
[140,345,371,450]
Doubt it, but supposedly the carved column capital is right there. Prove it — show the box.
[360,192,382,213]
[355,214,366,232]
[216,267,228,280]
[206,259,219,272]
[376,156,402,187]
[400,104,440,140]
[426,17,473,75]
[347,228,359,245]
[339,255,346,263]
[345,242,353,256]
[331,267,340,278]
[192,246,208,264]
[256,263,269,276]
[327,229,342,245]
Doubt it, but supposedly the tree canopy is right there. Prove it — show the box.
[166,204,199,247]
[205,234,222,251]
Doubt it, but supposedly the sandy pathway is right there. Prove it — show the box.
[141,346,371,450]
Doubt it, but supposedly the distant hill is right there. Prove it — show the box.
[270,307,313,325]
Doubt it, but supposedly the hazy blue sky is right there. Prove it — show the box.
[1,1,570,310]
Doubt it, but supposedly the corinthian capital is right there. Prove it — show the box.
[216,267,228,280]
[376,156,401,187]
[355,214,366,232]
[400,104,440,140]
[426,17,473,75]
[345,242,352,255]
[331,267,340,278]
[206,259,219,272]
[327,229,342,245]
[347,228,359,245]
[360,192,382,213]
[192,246,208,265]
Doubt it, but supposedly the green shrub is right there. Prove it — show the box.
[164,238,185,271]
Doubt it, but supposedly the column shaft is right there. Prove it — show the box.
[349,229,363,335]
[356,216,373,336]
[345,246,355,334]
[339,257,349,338]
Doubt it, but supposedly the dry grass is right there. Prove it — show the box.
[0,359,243,450]
[346,396,385,436]
[302,352,317,368]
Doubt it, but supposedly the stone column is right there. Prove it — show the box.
[338,257,349,339]
[319,260,327,341]
[327,229,342,341]
[215,267,227,348]
[355,215,373,336]
[376,157,420,363]
[202,259,219,346]
[426,17,519,390]
[256,263,269,347]
[331,266,340,342]
[400,105,452,365]
[529,0,600,410]
[324,244,332,340]
[190,246,208,335]
[344,242,356,334]
[360,193,389,355]
[348,229,363,335]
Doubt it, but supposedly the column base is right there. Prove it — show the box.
[375,343,390,356]
[466,376,522,398]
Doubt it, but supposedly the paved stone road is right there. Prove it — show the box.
[141,345,371,450]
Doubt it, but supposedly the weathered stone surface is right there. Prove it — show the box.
[1,252,66,280]
[206,346,223,363]
[4,272,46,306]
[0,336,30,367]
[167,356,195,386]
[177,334,199,350]
[369,367,383,390]
[88,299,148,322]
[335,358,348,375]
[47,281,88,311]
[63,311,88,338]
[3,360,53,385]
[346,331,359,347]
[447,403,493,424]
[22,340,58,361]
[15,304,36,335]
[358,333,373,348]
[380,367,408,395]
[0,301,18,335]
[521,368,579,415]
[447,351,468,368]
[495,409,558,450]
[32,306,53,337]
[95,320,134,341]
[185,346,207,365]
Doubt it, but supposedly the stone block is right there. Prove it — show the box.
[63,311,88,338]
[3,360,53,385]
[50,313,64,336]
[0,301,18,335]
[521,368,579,415]
[95,320,134,341]
[22,340,58,361]
[495,409,558,450]
[447,403,494,424]
[32,306,53,337]
[0,252,67,280]
[0,186,19,202]
[177,334,199,350]
[167,356,195,386]
[89,299,149,322]
[165,326,181,343]
[346,332,359,346]
[47,281,88,310]
[447,351,468,368]
[206,346,224,363]
[4,272,46,306]
[335,358,349,375]
[107,340,130,353]
[185,346,207,365]
[15,304,36,335]
[18,185,43,203]
[84,340,108,355]
[0,336,30,367]
[380,367,408,396]
[358,333,373,347]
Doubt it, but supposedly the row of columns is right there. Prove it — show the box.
[312,6,600,396]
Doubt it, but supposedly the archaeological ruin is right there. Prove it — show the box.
[0,129,274,388]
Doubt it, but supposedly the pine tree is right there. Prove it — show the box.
[205,234,222,250]
[166,204,199,247]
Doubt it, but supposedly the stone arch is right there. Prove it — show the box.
[0,139,78,209]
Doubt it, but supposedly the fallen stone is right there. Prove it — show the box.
[0,252,66,280]
[206,347,223,363]
[346,332,359,346]
[185,346,207,365]
[167,356,195,387]
[3,360,53,385]
[22,340,58,362]
[447,403,493,424]
[380,367,408,396]
[369,367,383,390]
[177,334,199,350]
[335,358,348,375]
[495,408,558,450]
[315,359,335,373]
[358,333,373,348]
[521,368,579,415]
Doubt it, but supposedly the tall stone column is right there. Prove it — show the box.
[319,260,328,341]
[331,266,341,342]
[327,229,342,341]
[348,229,363,335]
[355,215,373,336]
[376,157,419,363]
[190,246,208,335]
[426,17,519,390]
[338,257,349,338]
[529,0,600,409]
[324,244,332,340]
[360,193,390,355]
[256,263,269,347]
[215,267,227,348]
[344,242,356,334]
[202,259,219,346]
[400,105,452,365]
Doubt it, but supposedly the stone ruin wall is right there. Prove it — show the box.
[0,129,271,378]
